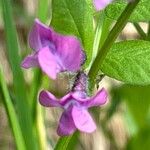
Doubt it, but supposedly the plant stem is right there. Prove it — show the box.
[88,0,141,90]
[133,23,146,39]
[30,69,42,119]
[54,131,79,150]
[146,22,150,40]
[36,105,48,150]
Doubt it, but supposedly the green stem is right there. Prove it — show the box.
[0,66,26,150]
[30,69,42,119]
[36,105,48,150]
[54,135,73,150]
[88,0,140,90]
[133,23,146,39]
[54,132,79,150]
[146,22,150,40]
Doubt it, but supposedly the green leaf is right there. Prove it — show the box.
[2,0,38,149]
[51,0,94,66]
[2,0,26,100]
[0,65,26,150]
[101,40,150,85]
[105,0,150,22]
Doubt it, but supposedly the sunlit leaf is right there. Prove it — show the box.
[102,40,150,85]
[105,0,150,22]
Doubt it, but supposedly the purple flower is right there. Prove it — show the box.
[39,88,107,136]
[39,73,107,136]
[21,19,84,79]
[93,0,113,11]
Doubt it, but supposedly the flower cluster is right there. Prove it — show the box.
[22,19,108,136]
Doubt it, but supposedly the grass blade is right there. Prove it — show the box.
[30,1,52,149]
[0,65,26,150]
[2,0,38,149]
[37,0,51,22]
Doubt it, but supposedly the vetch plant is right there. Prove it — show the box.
[22,18,107,137]
[3,0,150,149]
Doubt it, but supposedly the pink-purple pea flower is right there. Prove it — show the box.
[21,19,84,79]
[39,73,107,136]
[93,0,113,11]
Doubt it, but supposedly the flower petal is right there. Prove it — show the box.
[59,93,72,106]
[39,90,61,107]
[72,88,108,108]
[72,106,96,133]
[53,33,84,71]
[57,107,76,136]
[38,46,58,79]
[21,52,39,68]
[93,0,112,11]
[85,88,108,108]
[29,19,53,51]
